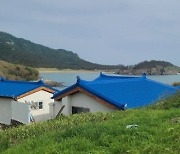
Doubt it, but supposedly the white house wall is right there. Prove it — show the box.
[62,92,115,115]
[0,98,12,125]
[18,90,54,119]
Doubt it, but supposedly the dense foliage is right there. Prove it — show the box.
[0,93,179,153]
[0,31,122,70]
[0,60,39,81]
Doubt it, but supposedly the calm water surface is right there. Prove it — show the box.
[40,72,180,90]
[40,72,99,89]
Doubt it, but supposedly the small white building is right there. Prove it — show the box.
[53,73,178,115]
[0,78,61,125]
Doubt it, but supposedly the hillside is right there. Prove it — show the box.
[116,60,180,75]
[1,31,179,74]
[0,31,123,70]
[0,93,179,153]
[0,60,39,81]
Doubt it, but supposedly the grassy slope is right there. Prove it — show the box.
[0,60,39,81]
[0,94,180,153]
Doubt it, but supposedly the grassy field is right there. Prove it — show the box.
[0,94,179,153]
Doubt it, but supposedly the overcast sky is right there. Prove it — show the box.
[0,0,180,66]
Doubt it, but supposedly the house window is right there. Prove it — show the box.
[30,101,43,110]
[39,102,43,109]
[72,106,90,114]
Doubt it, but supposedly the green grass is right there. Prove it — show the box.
[0,94,180,153]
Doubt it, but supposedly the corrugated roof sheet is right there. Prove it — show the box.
[53,73,178,109]
[0,78,58,98]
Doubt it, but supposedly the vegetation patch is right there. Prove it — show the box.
[172,82,180,87]
[0,106,179,153]
[0,60,39,81]
[0,31,121,70]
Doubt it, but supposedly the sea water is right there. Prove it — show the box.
[40,72,180,90]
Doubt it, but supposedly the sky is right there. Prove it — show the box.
[0,0,180,66]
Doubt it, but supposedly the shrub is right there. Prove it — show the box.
[172,82,180,87]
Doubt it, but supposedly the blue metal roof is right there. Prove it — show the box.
[0,78,58,99]
[176,86,180,90]
[53,73,178,109]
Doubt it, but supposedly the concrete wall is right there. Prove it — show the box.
[0,98,12,125]
[62,96,72,115]
[0,99,30,125]
[49,101,63,118]
[11,101,30,124]
[61,92,115,115]
[33,113,52,122]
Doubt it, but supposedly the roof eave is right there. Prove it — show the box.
[53,82,124,110]
[16,86,57,100]
[0,95,14,99]
[52,83,79,99]
[78,83,125,110]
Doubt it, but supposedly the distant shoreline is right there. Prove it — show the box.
[37,68,180,75]
[37,68,101,73]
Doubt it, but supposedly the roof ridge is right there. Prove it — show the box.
[86,77,144,85]
[100,73,140,78]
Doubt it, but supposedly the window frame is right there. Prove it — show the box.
[30,101,44,110]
